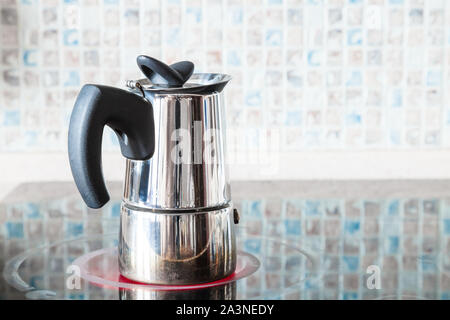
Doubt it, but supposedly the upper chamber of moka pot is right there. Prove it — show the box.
[123,55,233,211]
[68,55,232,210]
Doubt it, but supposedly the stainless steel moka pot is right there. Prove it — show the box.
[68,55,237,285]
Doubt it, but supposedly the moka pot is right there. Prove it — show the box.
[68,55,237,284]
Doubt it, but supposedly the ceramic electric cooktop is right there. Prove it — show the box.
[1,181,450,300]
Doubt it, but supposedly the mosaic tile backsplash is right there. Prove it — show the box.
[0,0,450,152]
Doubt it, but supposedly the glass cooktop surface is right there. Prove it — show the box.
[1,181,450,300]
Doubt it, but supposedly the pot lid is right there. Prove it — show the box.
[129,55,231,94]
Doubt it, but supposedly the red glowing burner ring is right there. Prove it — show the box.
[73,247,260,291]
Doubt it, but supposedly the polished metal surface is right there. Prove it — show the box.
[126,73,232,92]
[121,74,234,284]
[119,283,236,300]
[123,91,231,210]
[119,203,236,285]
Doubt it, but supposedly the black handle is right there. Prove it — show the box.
[137,55,194,87]
[68,84,155,209]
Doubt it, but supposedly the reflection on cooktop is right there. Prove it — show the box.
[1,181,450,300]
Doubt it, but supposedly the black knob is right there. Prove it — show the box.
[137,55,194,87]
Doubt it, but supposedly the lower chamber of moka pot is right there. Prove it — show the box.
[3,228,318,300]
[117,205,238,286]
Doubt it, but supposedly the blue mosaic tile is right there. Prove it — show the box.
[166,28,181,46]
[420,255,437,272]
[24,131,38,147]
[29,275,44,288]
[390,130,401,145]
[344,221,360,235]
[307,0,323,5]
[346,71,362,86]
[229,8,243,24]
[304,201,321,216]
[67,293,85,300]
[227,51,242,67]
[387,200,400,216]
[444,219,450,235]
[342,256,359,272]
[266,30,283,46]
[186,7,202,23]
[307,51,321,67]
[441,292,450,300]
[386,236,399,254]
[346,112,362,126]
[244,200,264,219]
[63,71,80,87]
[66,222,84,237]
[244,239,262,254]
[347,29,362,45]
[24,203,41,219]
[6,222,24,239]
[245,91,262,107]
[303,278,319,290]
[391,90,403,108]
[23,50,38,67]
[342,292,358,300]
[427,71,442,87]
[3,111,20,126]
[401,273,418,290]
[110,202,121,218]
[284,219,301,236]
[285,111,302,126]
[63,30,79,46]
